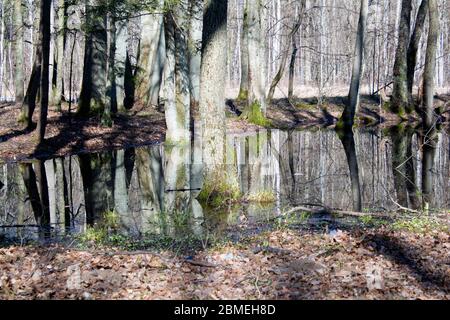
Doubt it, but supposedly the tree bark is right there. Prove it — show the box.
[237,0,249,102]
[339,0,368,128]
[390,0,413,116]
[135,0,165,108]
[188,0,203,115]
[199,0,228,167]
[53,0,66,108]
[37,0,51,144]
[13,0,25,102]
[406,0,428,101]
[78,0,107,116]
[422,0,438,129]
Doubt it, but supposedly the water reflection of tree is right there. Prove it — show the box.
[389,125,420,210]
[19,161,50,238]
[420,128,438,212]
[337,128,362,211]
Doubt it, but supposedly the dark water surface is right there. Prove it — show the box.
[0,127,448,243]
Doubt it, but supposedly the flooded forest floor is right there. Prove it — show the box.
[0,94,449,162]
[0,218,449,300]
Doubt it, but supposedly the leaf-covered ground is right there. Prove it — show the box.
[0,226,448,300]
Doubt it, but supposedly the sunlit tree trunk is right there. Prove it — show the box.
[407,0,428,101]
[422,0,438,129]
[135,0,165,108]
[246,0,266,113]
[13,0,24,102]
[163,3,191,144]
[237,0,249,102]
[199,0,227,167]
[188,0,203,114]
[390,0,412,116]
[339,0,368,128]
[53,0,65,109]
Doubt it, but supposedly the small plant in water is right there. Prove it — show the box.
[198,169,241,207]
[246,190,276,203]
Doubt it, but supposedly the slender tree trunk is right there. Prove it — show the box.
[422,0,439,129]
[339,0,368,128]
[37,0,51,144]
[53,0,65,108]
[267,0,305,104]
[114,10,127,112]
[103,11,115,127]
[338,128,362,212]
[188,0,203,115]
[288,35,297,100]
[237,0,249,102]
[390,0,413,116]
[19,44,42,129]
[13,0,24,102]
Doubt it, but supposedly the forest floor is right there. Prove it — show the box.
[0,94,449,162]
[0,217,449,300]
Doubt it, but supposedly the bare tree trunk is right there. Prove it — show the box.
[19,45,42,129]
[37,0,51,144]
[390,0,412,116]
[288,34,297,100]
[13,0,24,102]
[199,0,228,167]
[78,0,107,116]
[135,0,165,108]
[237,0,249,102]
[339,0,368,128]
[422,0,438,129]
[53,0,65,108]
[407,0,428,102]
[267,0,305,104]
[246,0,266,111]
[188,0,203,115]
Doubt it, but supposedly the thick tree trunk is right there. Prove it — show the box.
[199,0,228,167]
[339,0,368,128]
[422,0,438,129]
[163,10,191,144]
[37,0,51,144]
[13,0,24,102]
[136,0,165,108]
[78,0,107,116]
[246,0,266,112]
[406,0,428,101]
[390,0,412,116]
